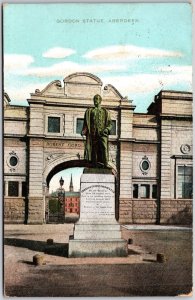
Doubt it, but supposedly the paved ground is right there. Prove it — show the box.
[3,224,192,297]
[123,224,192,231]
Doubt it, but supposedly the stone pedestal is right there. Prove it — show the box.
[68,170,128,257]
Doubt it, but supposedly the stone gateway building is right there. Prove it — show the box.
[4,72,193,225]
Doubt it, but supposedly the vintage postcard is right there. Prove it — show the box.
[3,2,192,297]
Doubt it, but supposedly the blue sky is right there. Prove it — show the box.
[4,3,192,112]
[49,168,84,193]
[3,3,192,191]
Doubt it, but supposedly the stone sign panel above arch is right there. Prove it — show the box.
[64,72,102,98]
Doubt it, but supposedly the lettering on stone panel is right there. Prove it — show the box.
[81,184,115,218]
[44,141,65,148]
[44,140,83,149]
[67,142,83,149]
[4,139,25,147]
[31,140,43,147]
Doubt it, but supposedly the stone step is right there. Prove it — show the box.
[68,239,128,257]
[74,223,121,231]
[74,230,121,240]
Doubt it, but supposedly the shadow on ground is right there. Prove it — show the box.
[4,238,69,257]
[4,228,192,297]
[4,263,192,297]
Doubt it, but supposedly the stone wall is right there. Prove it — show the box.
[119,142,133,222]
[133,127,158,141]
[132,199,157,224]
[160,199,192,225]
[4,139,27,175]
[119,198,132,223]
[29,139,44,198]
[119,199,157,224]
[4,197,26,224]
[119,198,192,225]
[162,99,192,115]
[28,197,44,224]
[160,118,192,200]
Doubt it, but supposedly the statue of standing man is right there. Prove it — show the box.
[81,94,112,168]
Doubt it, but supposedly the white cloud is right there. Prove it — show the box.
[5,64,191,105]
[43,47,76,59]
[4,54,34,72]
[102,66,192,96]
[84,45,183,61]
[101,67,191,112]
[155,65,192,74]
[5,82,48,103]
[102,74,160,94]
[14,60,128,77]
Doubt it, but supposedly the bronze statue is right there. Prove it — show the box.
[81,94,112,168]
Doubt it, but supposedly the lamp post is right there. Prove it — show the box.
[58,177,65,223]
[42,182,47,224]
[59,176,64,188]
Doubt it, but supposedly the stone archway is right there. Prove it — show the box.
[28,149,117,224]
[43,158,93,224]
[44,155,117,188]
[45,159,93,187]
[44,157,118,222]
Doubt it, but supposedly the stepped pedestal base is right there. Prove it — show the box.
[68,170,128,257]
[69,238,128,257]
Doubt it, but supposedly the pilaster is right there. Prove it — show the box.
[119,142,133,223]
[28,138,44,224]
[160,119,172,198]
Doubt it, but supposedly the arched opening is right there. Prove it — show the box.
[46,160,94,187]
[45,160,93,224]
[47,166,85,224]
[45,159,118,224]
